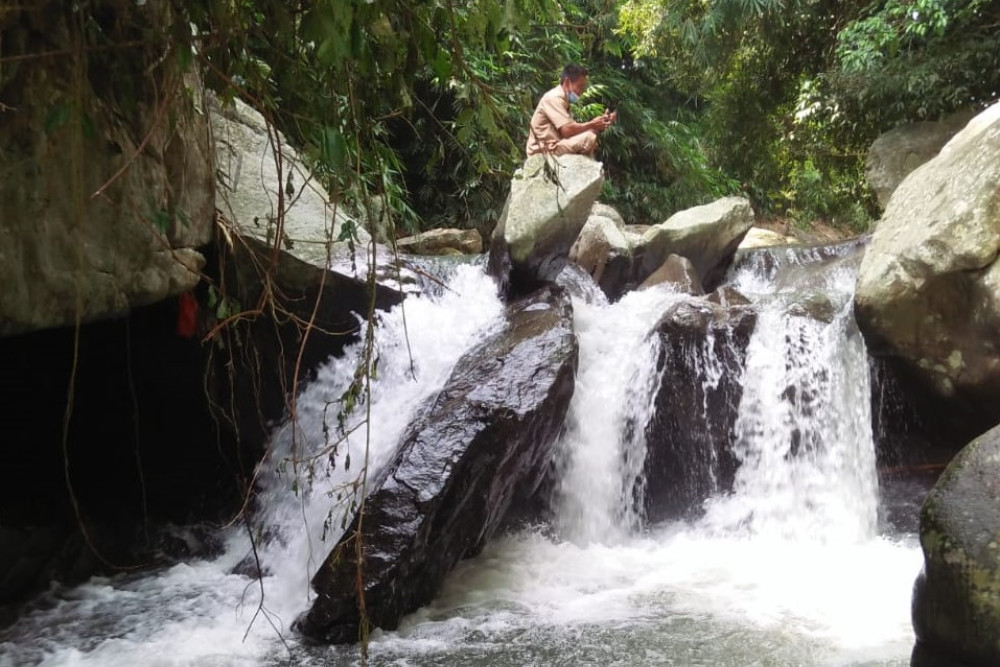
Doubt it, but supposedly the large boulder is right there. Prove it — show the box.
[855,102,1000,420]
[210,91,404,375]
[632,197,755,293]
[0,1,214,336]
[296,285,579,643]
[591,201,626,228]
[643,292,756,521]
[568,210,632,298]
[488,155,604,297]
[866,109,977,209]
[209,94,368,264]
[911,422,1000,667]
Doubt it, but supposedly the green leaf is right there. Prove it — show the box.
[431,50,453,81]
[320,126,347,172]
[44,103,71,134]
[149,207,172,234]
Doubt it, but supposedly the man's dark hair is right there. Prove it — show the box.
[561,63,588,82]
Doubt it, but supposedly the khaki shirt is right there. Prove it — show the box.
[526,85,573,155]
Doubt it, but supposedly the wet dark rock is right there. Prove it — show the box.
[870,355,988,482]
[0,292,267,610]
[910,641,979,667]
[0,520,213,623]
[0,526,63,608]
[296,285,578,643]
[553,262,608,305]
[911,421,1000,667]
[149,523,228,562]
[230,553,270,580]
[643,294,756,522]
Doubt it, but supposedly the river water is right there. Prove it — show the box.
[1,245,923,667]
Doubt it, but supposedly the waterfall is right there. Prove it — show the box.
[555,286,685,543]
[556,238,879,545]
[0,263,507,667]
[700,250,880,543]
[246,262,506,618]
[0,245,923,667]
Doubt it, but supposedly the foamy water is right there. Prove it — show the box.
[1,248,924,667]
[556,286,685,543]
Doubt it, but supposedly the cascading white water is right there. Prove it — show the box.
[0,263,506,667]
[555,287,684,543]
[246,262,506,619]
[1,246,924,667]
[700,257,880,543]
[388,245,920,666]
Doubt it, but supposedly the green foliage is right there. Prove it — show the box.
[177,0,1000,236]
[181,0,740,235]
[185,0,588,237]
[829,0,1000,126]
[206,285,241,322]
[589,67,740,222]
[616,0,999,229]
[773,77,880,230]
[618,0,853,217]
[21,0,1000,246]
[546,0,739,223]
[389,15,579,232]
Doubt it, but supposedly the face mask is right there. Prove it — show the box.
[567,91,579,104]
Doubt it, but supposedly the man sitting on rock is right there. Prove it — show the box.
[526,63,617,158]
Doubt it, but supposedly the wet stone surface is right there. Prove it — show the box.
[297,285,579,643]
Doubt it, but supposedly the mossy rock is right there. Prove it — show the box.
[913,422,1000,666]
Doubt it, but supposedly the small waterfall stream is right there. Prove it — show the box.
[701,247,879,543]
[556,286,683,543]
[1,244,923,667]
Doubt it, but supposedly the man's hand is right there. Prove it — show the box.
[591,108,617,132]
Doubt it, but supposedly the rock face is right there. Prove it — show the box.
[855,102,1000,420]
[210,94,367,263]
[0,1,214,336]
[395,228,483,255]
[569,210,632,296]
[632,197,755,293]
[209,89,403,403]
[221,234,405,417]
[210,95,405,512]
[488,155,604,296]
[911,422,1000,667]
[297,285,579,643]
[866,109,977,209]
[643,293,756,521]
